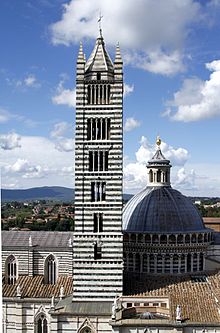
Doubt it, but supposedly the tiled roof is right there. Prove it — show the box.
[1,231,73,248]
[54,296,112,315]
[124,271,220,323]
[3,275,73,298]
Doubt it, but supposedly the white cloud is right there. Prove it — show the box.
[6,74,40,89]
[50,0,201,75]
[4,158,46,179]
[50,121,72,138]
[173,167,197,191]
[1,135,74,189]
[0,132,21,150]
[24,74,39,87]
[124,83,134,97]
[166,59,220,121]
[0,108,11,123]
[55,138,74,152]
[125,49,184,76]
[124,117,140,132]
[52,79,76,108]
[123,136,190,193]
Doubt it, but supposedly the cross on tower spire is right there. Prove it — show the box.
[98,12,103,37]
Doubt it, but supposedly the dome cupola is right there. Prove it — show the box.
[147,136,171,187]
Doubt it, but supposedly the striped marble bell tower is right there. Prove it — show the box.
[73,31,124,300]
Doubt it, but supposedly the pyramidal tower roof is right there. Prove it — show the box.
[85,33,114,73]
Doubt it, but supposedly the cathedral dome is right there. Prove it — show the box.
[122,186,206,233]
[123,136,206,234]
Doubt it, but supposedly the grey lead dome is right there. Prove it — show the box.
[122,186,206,233]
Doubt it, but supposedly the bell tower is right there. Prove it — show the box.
[73,32,124,300]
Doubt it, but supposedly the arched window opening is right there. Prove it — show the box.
[128,253,133,271]
[143,254,148,272]
[164,254,170,273]
[177,234,183,244]
[157,254,162,273]
[193,253,197,272]
[149,254,154,273]
[199,253,204,271]
[152,234,159,244]
[135,253,140,272]
[45,255,57,284]
[169,235,176,244]
[138,234,143,243]
[130,234,136,243]
[36,314,48,333]
[160,235,167,244]
[191,234,196,243]
[6,255,17,285]
[149,170,153,182]
[145,234,151,244]
[157,170,162,182]
[185,234,190,244]
[180,254,185,273]
[173,254,179,273]
[187,253,191,272]
[198,234,203,243]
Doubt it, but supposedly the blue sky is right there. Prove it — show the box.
[1,0,220,196]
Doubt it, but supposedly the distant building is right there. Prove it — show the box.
[2,30,220,333]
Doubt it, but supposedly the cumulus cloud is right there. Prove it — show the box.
[124,83,134,97]
[165,59,220,121]
[52,79,76,108]
[55,138,74,152]
[50,121,72,138]
[0,132,21,150]
[4,158,46,179]
[173,167,197,190]
[123,136,190,193]
[1,135,74,188]
[50,0,201,75]
[124,117,140,132]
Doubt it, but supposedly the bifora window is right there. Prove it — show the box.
[37,314,48,333]
[91,182,106,202]
[6,255,17,285]
[93,213,103,232]
[45,254,57,284]
[94,242,102,260]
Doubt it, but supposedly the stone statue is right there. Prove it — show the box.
[51,295,55,308]
[16,285,21,297]
[176,304,182,321]
[68,238,72,247]
[60,285,64,299]
[112,294,120,319]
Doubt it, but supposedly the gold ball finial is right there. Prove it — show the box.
[156,135,161,147]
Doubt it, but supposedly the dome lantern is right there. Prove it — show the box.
[147,136,171,187]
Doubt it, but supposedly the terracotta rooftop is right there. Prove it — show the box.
[124,271,220,323]
[3,275,73,298]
